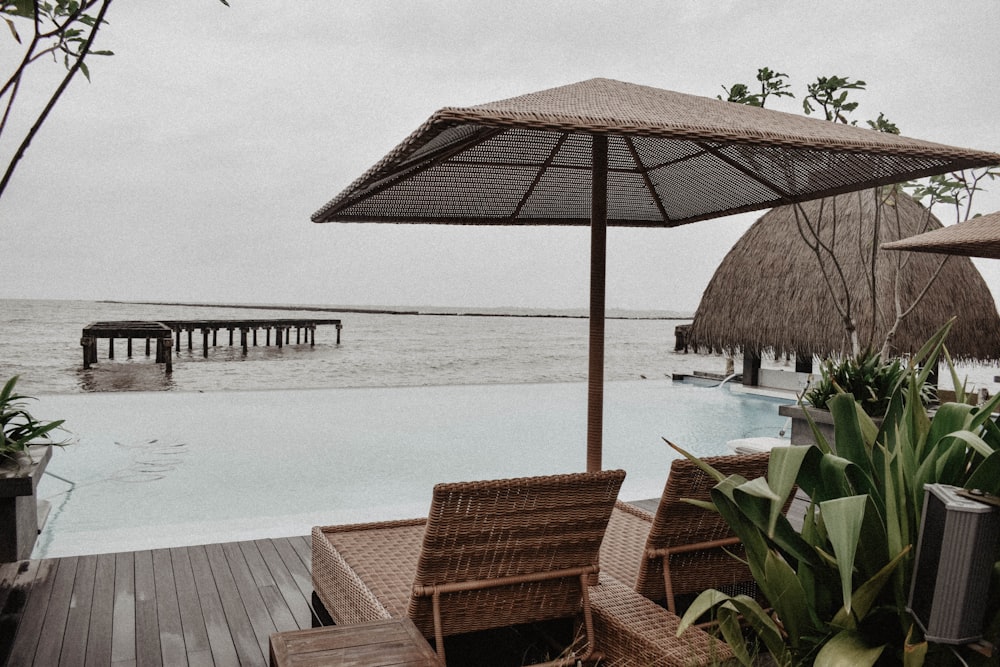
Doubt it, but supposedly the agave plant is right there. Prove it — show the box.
[675,321,1000,666]
[0,375,69,465]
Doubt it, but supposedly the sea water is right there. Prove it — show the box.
[3,299,995,558]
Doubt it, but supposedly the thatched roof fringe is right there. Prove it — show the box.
[689,189,1000,362]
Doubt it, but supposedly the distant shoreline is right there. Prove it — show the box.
[102,300,693,321]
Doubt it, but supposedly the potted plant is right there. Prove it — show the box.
[0,375,70,561]
[779,350,931,448]
[674,321,1000,666]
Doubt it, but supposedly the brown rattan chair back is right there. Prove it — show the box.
[635,453,772,611]
[406,468,625,655]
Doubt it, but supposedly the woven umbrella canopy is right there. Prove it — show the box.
[312,77,1000,472]
[688,190,1000,361]
[882,210,1000,259]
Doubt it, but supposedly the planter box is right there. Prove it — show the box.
[778,404,886,451]
[778,404,837,448]
[0,445,52,562]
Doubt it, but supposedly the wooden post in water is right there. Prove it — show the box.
[266,327,271,346]
[82,336,94,368]
[202,329,209,358]
[158,338,173,373]
[145,338,151,356]
[127,338,133,358]
[252,328,258,346]
[240,328,248,356]
[187,328,193,351]
[212,329,218,346]
[296,327,301,344]
[175,327,181,352]
[228,328,234,346]
[276,328,283,348]
[336,323,342,345]
[108,337,115,360]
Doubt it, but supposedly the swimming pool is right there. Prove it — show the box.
[31,380,791,558]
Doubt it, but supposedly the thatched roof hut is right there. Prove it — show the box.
[689,189,1000,362]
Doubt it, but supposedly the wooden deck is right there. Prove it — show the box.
[0,536,323,667]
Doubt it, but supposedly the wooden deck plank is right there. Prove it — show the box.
[59,555,98,667]
[112,550,137,665]
[0,559,42,665]
[134,550,162,666]
[187,544,240,667]
[6,557,60,666]
[255,539,314,629]
[168,546,212,662]
[0,561,23,619]
[273,537,315,613]
[33,556,79,666]
[204,542,264,667]
[220,541,277,659]
[238,540,298,633]
[85,552,116,667]
[151,549,186,667]
[0,537,325,667]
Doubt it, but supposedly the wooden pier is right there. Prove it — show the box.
[81,319,343,373]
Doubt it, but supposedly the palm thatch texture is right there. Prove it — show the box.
[311,77,1000,470]
[688,189,1000,362]
[312,469,630,666]
[883,209,1000,259]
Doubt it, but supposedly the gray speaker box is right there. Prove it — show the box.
[907,483,1000,644]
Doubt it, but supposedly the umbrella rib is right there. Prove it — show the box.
[695,141,795,201]
[342,126,508,212]
[624,136,672,224]
[510,134,569,220]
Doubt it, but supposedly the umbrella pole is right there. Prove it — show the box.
[587,134,608,473]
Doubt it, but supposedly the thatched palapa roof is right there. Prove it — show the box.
[689,189,1000,361]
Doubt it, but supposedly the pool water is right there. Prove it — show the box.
[31,380,791,558]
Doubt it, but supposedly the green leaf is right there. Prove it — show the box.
[764,549,811,648]
[965,450,1000,495]
[820,495,868,614]
[717,605,755,667]
[676,588,732,634]
[903,623,927,667]
[828,393,872,471]
[734,477,782,536]
[663,438,726,483]
[4,16,20,42]
[830,546,910,629]
[815,630,885,667]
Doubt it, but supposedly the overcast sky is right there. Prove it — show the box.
[2,1,999,313]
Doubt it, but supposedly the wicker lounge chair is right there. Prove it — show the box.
[312,469,626,666]
[600,452,773,614]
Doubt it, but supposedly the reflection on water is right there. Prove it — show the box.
[110,439,188,482]
[77,362,176,392]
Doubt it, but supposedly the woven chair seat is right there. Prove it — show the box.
[601,453,774,613]
[312,469,626,665]
[590,574,736,666]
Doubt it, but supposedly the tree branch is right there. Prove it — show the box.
[0,0,113,200]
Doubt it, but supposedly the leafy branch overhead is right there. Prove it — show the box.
[0,0,229,203]
[720,67,1000,357]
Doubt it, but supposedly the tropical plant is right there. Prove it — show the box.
[0,375,69,464]
[803,350,916,418]
[674,322,1000,666]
